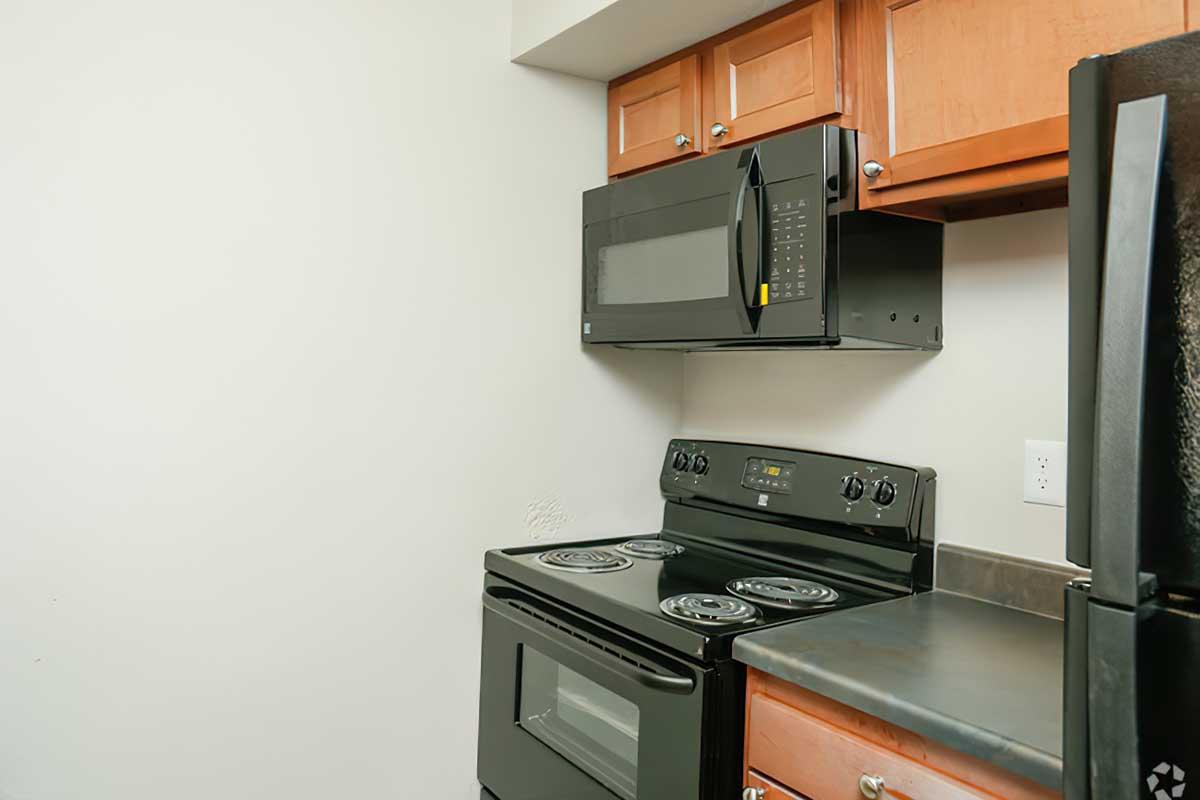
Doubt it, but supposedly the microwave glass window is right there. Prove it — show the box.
[597,226,728,305]
[518,645,640,800]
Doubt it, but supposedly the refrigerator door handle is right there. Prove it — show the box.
[1065,54,1108,570]
[1091,93,1168,607]
[1087,601,1144,800]
[1063,580,1091,800]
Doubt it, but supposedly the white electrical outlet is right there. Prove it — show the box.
[1024,440,1067,507]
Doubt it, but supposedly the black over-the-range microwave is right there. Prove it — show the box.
[581,125,944,350]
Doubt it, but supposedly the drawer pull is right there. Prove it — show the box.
[742,788,766,800]
[859,774,889,799]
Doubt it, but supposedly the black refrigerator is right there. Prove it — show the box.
[1065,30,1200,800]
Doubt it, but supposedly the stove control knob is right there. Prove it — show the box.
[671,450,691,471]
[841,476,865,501]
[691,455,709,475]
[872,480,897,507]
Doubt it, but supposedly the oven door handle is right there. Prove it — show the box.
[728,147,761,335]
[483,589,697,696]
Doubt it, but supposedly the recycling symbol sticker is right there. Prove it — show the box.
[1147,762,1186,800]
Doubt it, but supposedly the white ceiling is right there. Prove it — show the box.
[511,0,793,82]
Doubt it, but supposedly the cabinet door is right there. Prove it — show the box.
[607,55,702,176]
[857,0,1189,210]
[709,0,840,150]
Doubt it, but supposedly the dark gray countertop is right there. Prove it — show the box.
[733,591,1063,790]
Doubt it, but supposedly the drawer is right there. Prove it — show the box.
[747,693,999,799]
[746,769,810,799]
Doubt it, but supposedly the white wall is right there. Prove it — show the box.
[682,209,1070,565]
[0,3,681,799]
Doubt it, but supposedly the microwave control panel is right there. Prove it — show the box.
[765,175,821,305]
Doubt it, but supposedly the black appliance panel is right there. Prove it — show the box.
[1064,33,1200,800]
[1068,32,1200,594]
[662,439,934,544]
[581,125,943,350]
[478,575,710,800]
[830,210,945,348]
[1063,581,1200,800]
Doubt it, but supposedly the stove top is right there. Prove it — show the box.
[616,538,685,559]
[659,592,760,625]
[483,439,936,662]
[727,576,840,609]
[485,534,896,661]
[537,547,633,573]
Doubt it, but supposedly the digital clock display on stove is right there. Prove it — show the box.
[742,458,795,494]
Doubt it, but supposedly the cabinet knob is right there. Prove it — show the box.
[742,788,766,800]
[862,160,885,178]
[859,774,888,799]
[711,122,729,138]
[674,133,692,147]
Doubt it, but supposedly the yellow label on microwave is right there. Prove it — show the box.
[760,283,769,306]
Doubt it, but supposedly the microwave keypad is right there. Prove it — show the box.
[743,458,796,494]
[768,198,812,304]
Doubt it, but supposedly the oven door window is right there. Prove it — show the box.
[518,645,639,800]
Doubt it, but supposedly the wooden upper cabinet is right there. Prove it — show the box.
[709,0,841,150]
[607,55,702,177]
[605,0,1196,213]
[857,0,1192,213]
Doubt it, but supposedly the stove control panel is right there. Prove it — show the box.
[664,441,713,491]
[742,458,795,494]
[661,439,936,544]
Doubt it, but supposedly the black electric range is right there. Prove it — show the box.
[477,439,936,800]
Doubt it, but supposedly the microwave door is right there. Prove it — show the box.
[581,160,761,345]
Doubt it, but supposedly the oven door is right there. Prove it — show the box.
[478,580,710,800]
[582,150,763,345]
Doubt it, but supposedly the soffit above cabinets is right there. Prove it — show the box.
[510,0,792,81]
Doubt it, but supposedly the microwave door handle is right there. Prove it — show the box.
[483,590,696,696]
[727,148,760,335]
[1091,94,1166,607]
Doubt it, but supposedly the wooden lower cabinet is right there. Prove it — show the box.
[746,769,809,799]
[743,669,1060,800]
